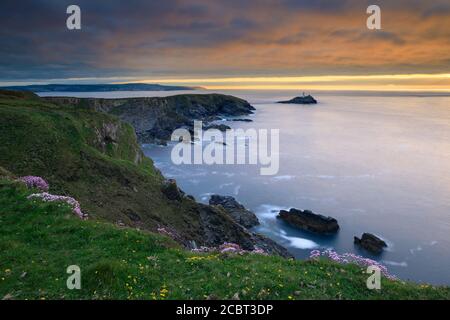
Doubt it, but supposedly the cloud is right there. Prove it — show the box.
[0,0,449,81]
[422,3,450,18]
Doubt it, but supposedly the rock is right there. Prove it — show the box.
[161,179,184,201]
[203,123,231,131]
[250,233,294,258]
[196,203,256,251]
[229,118,253,122]
[354,233,387,254]
[209,195,259,228]
[278,95,317,104]
[277,208,339,234]
[196,203,292,258]
[124,209,141,222]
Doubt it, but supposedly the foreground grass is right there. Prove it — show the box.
[1,181,449,300]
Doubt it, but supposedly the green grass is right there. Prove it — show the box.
[1,180,449,300]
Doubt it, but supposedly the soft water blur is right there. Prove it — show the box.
[40,90,450,285]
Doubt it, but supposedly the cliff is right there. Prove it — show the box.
[0,90,285,256]
[44,94,255,144]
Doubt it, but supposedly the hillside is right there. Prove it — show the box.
[1,178,449,300]
[0,90,285,255]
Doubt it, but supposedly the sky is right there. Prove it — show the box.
[1,0,450,90]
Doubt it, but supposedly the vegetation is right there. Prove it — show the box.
[1,180,449,300]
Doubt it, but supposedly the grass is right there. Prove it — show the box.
[1,180,449,300]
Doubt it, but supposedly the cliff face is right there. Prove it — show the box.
[0,90,288,257]
[45,94,255,144]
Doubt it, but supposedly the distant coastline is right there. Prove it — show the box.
[0,83,203,92]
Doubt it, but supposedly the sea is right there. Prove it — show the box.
[39,89,450,285]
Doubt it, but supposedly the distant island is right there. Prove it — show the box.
[278,93,317,104]
[0,83,201,92]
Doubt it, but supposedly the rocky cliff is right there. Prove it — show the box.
[45,94,255,144]
[0,90,288,257]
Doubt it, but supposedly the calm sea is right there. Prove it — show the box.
[40,89,450,285]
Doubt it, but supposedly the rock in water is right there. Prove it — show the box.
[277,208,339,234]
[278,95,317,104]
[209,195,260,228]
[354,233,387,254]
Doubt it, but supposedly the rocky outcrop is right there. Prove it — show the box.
[250,233,293,258]
[277,208,339,234]
[196,203,292,258]
[278,95,317,104]
[45,94,255,144]
[354,233,387,254]
[209,195,259,228]
[229,118,253,122]
[161,179,184,201]
[203,123,232,132]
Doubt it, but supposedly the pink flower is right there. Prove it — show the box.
[18,176,49,192]
[27,192,87,220]
[309,249,396,280]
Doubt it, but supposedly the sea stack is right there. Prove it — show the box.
[278,94,317,104]
[354,233,387,254]
[277,208,339,234]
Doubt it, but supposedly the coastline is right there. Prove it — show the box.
[0,89,450,296]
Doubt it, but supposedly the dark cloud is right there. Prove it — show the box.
[422,3,450,18]
[0,0,449,81]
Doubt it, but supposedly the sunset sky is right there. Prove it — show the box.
[1,0,450,90]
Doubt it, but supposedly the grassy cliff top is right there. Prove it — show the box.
[1,179,449,300]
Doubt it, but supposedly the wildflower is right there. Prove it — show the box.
[27,192,87,219]
[18,176,49,192]
[308,249,396,280]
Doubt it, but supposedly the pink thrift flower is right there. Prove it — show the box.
[18,176,49,192]
[309,249,396,280]
[27,192,87,220]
